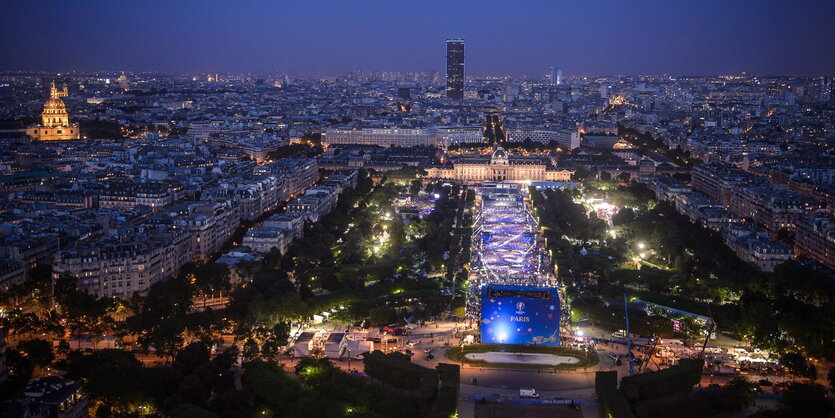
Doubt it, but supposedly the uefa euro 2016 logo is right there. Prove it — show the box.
[515,301,525,314]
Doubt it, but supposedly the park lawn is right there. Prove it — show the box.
[446,343,598,370]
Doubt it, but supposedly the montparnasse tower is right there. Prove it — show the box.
[26,81,80,141]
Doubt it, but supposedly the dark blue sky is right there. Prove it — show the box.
[2,0,834,76]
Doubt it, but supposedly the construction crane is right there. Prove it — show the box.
[624,293,634,376]
[697,305,717,359]
[637,335,662,374]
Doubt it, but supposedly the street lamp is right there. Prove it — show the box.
[637,242,646,250]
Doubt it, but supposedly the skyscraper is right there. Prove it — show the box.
[549,67,562,85]
[446,39,465,99]
[397,87,411,100]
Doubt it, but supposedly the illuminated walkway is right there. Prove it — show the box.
[471,184,551,283]
[467,183,557,318]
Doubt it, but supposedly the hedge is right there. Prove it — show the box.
[436,363,460,418]
[420,370,440,401]
[620,359,703,402]
[634,385,752,418]
[363,350,438,400]
[595,371,635,418]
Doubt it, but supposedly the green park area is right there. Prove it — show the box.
[446,343,598,370]
[529,181,835,363]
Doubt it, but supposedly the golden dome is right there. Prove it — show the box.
[43,96,67,112]
[41,81,69,127]
[26,80,80,141]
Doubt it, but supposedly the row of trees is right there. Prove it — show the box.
[57,343,244,417]
[59,342,450,418]
[618,125,695,167]
[531,183,835,360]
[530,186,609,245]
[226,176,463,351]
[247,357,428,417]
[610,201,835,359]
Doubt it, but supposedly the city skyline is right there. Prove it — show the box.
[2,0,835,77]
[1,2,834,417]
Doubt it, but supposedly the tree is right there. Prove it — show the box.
[57,339,71,357]
[258,322,290,360]
[212,389,255,418]
[192,262,232,298]
[321,272,340,291]
[781,382,830,418]
[175,342,210,374]
[175,374,211,405]
[828,367,835,393]
[725,377,756,405]
[139,318,186,360]
[385,218,406,259]
[169,403,218,418]
[65,349,148,412]
[129,276,195,360]
[27,264,54,310]
[409,179,422,195]
[1,349,33,397]
[260,339,281,360]
[369,306,396,326]
[54,275,114,336]
[17,338,54,368]
[612,207,636,226]
[242,339,260,362]
[267,322,291,348]
[571,165,590,181]
[780,352,813,379]
[243,361,306,416]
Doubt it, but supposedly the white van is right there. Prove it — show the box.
[703,345,723,355]
[520,388,540,399]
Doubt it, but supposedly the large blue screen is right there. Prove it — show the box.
[480,284,560,346]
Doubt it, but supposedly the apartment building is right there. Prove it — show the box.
[53,228,191,298]
[794,215,835,270]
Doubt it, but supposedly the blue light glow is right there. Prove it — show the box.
[481,284,560,346]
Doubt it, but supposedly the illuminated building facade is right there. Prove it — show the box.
[26,81,80,141]
[446,39,465,99]
[426,146,573,183]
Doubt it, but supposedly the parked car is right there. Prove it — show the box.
[520,388,540,399]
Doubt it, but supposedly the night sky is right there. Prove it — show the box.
[2,0,834,76]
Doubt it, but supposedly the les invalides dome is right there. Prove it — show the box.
[26,81,80,141]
